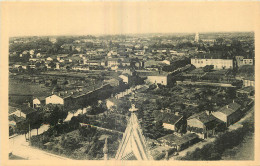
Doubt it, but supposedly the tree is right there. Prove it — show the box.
[142,109,155,139]
[45,105,67,126]
[203,65,214,72]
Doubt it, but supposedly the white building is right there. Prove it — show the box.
[191,58,233,69]
[45,94,64,105]
[147,75,168,85]
[119,74,129,84]
[243,59,253,65]
[33,98,41,108]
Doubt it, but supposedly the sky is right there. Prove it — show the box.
[1,1,258,37]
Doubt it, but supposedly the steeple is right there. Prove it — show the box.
[115,104,151,160]
[195,32,199,43]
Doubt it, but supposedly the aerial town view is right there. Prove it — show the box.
[8,32,255,160]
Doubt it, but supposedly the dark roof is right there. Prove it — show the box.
[188,111,218,124]
[158,133,198,146]
[20,106,37,114]
[217,102,241,116]
[154,111,183,125]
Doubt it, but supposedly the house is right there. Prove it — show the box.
[154,111,185,133]
[85,60,101,66]
[146,71,169,86]
[121,59,131,67]
[235,56,244,67]
[212,102,241,127]
[158,133,199,152]
[243,59,253,65]
[236,86,254,98]
[46,57,53,61]
[187,110,223,139]
[243,77,255,87]
[45,94,65,105]
[119,74,129,84]
[104,78,123,87]
[107,58,120,67]
[32,97,45,108]
[9,105,37,119]
[9,106,25,118]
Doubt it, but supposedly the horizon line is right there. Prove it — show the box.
[9,31,254,38]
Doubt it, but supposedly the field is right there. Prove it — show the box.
[9,79,52,104]
[9,79,52,96]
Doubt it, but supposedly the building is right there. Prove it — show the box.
[187,111,223,139]
[104,78,123,87]
[119,74,129,84]
[45,94,65,105]
[32,97,45,108]
[154,111,185,133]
[194,32,199,42]
[212,102,241,127]
[235,56,244,67]
[243,59,253,65]
[243,78,255,87]
[158,133,199,152]
[9,105,37,119]
[107,58,120,67]
[236,86,254,98]
[191,58,233,70]
[146,72,169,86]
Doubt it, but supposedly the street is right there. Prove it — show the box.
[9,124,70,160]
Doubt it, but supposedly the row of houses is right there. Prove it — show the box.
[155,100,247,152]
[191,56,254,70]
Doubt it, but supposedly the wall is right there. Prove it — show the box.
[147,76,167,85]
[191,58,233,69]
[46,95,64,105]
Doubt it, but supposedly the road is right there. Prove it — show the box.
[9,124,71,160]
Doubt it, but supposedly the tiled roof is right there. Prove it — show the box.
[218,102,241,116]
[153,111,183,125]
[158,133,198,146]
[188,111,218,124]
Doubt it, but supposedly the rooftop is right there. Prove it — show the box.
[217,102,241,116]
[158,133,198,146]
[153,111,183,125]
[188,111,218,124]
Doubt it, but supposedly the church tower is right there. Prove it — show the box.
[194,32,199,42]
[115,104,151,160]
